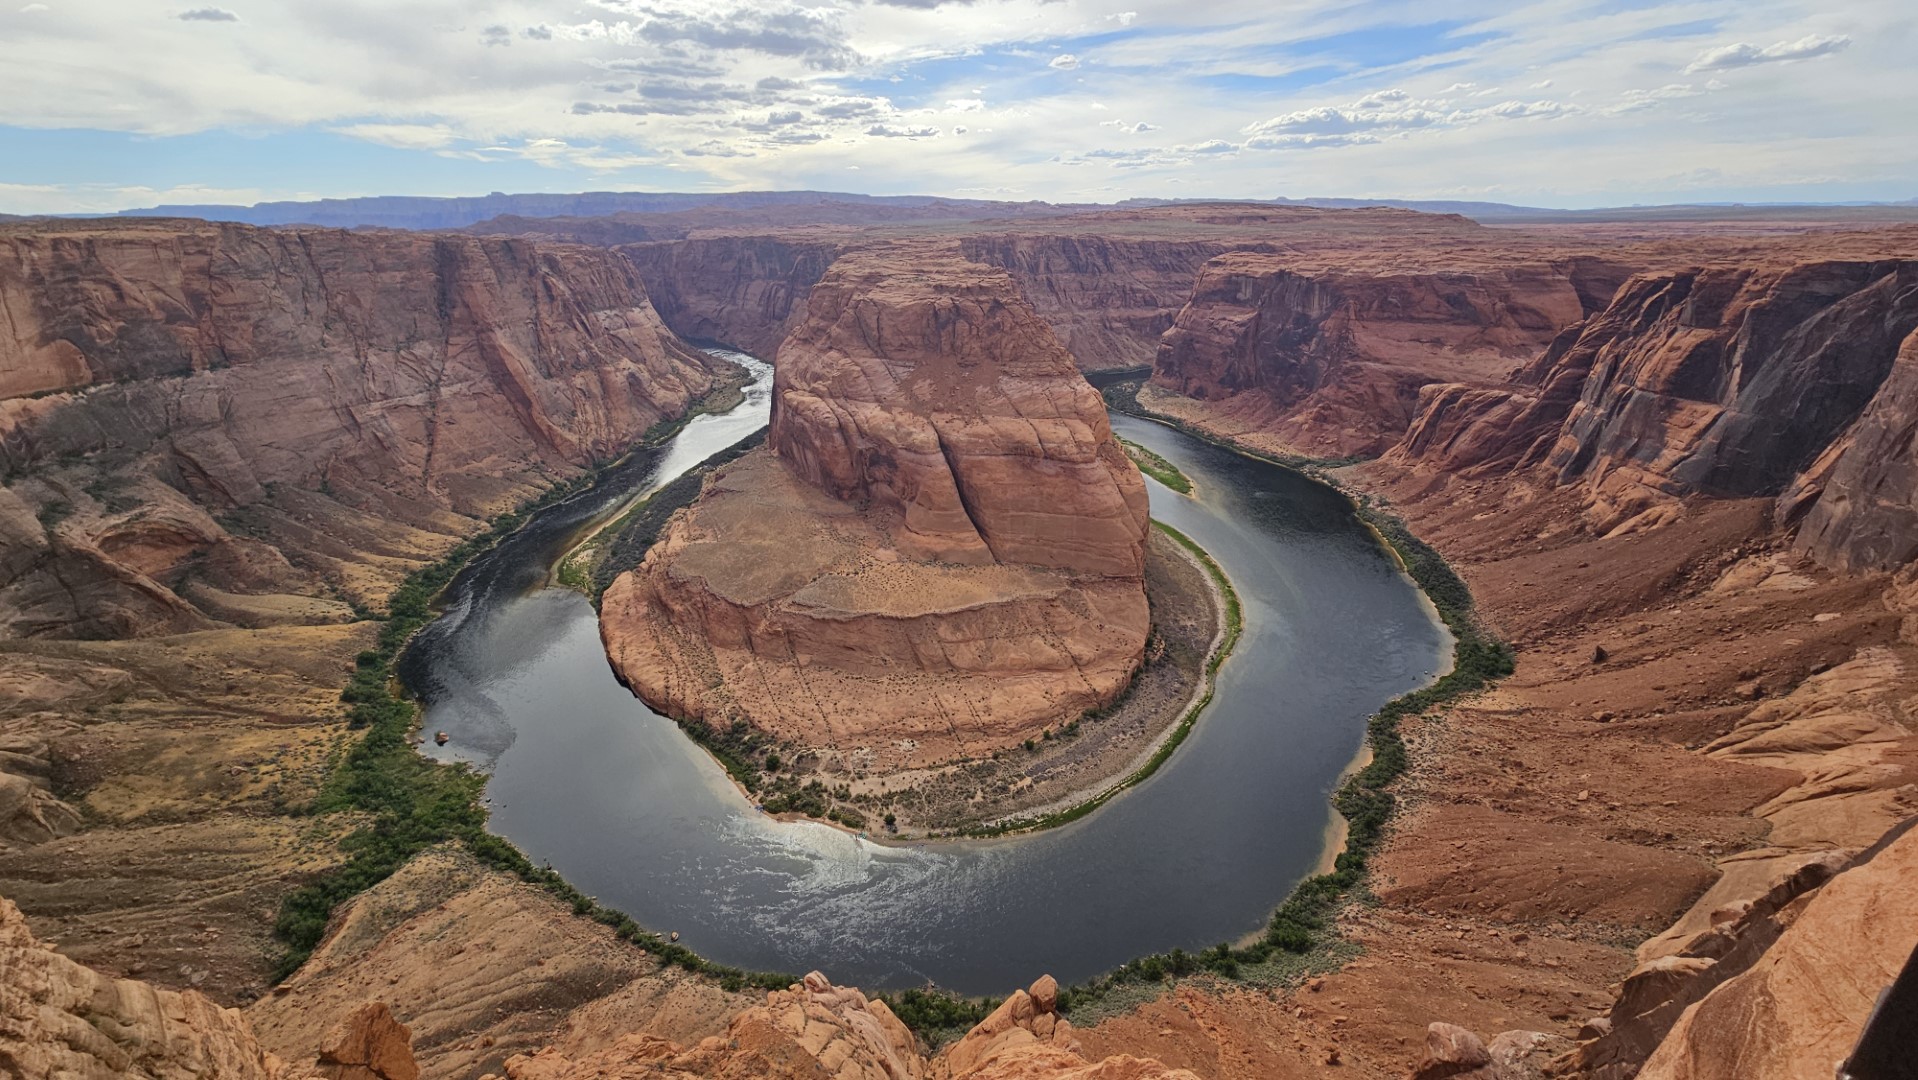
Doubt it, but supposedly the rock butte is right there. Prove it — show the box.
[601,244,1151,765]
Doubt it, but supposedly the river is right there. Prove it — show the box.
[401,350,1450,995]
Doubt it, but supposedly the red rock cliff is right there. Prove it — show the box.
[1148,251,1627,456]
[0,219,732,637]
[1388,259,1918,543]
[621,236,842,357]
[601,244,1151,767]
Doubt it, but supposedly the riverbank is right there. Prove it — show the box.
[1044,377,1512,1022]
[580,521,1231,840]
[269,365,782,990]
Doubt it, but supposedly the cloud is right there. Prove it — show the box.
[332,122,458,150]
[1353,88,1408,109]
[1686,33,1851,73]
[522,24,553,41]
[177,7,237,21]
[1178,139,1238,154]
[1488,99,1572,119]
[1243,132,1380,149]
[866,123,938,137]
[630,4,857,70]
[1049,54,1079,70]
[478,24,511,47]
[946,97,986,111]
[19,3,49,12]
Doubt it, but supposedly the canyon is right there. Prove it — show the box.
[2,201,1916,1080]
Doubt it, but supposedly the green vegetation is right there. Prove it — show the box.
[1117,436,1192,494]
[271,393,799,996]
[1044,402,1513,1021]
[876,988,1003,1048]
[959,521,1241,839]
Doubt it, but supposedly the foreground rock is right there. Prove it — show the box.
[500,972,1196,1080]
[602,245,1150,767]
[0,893,331,1078]
[1637,823,1918,1080]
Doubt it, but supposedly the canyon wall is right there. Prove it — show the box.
[601,243,1151,767]
[621,236,843,357]
[0,220,732,637]
[957,235,1234,370]
[1147,252,1630,456]
[1388,259,1918,544]
[624,232,1230,373]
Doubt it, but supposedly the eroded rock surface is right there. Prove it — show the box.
[1148,251,1625,456]
[0,893,320,1079]
[1637,823,1918,1080]
[0,219,733,637]
[602,245,1150,765]
[497,973,1196,1080]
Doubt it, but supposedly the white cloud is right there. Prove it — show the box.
[0,1,1910,211]
[1686,33,1851,73]
[20,4,50,12]
[1049,53,1079,69]
[330,122,458,150]
[177,6,237,21]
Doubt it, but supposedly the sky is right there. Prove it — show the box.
[0,0,1912,214]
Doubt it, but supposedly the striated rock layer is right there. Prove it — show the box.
[0,893,323,1079]
[602,245,1150,766]
[1387,259,1918,546]
[0,219,732,637]
[1148,251,1629,456]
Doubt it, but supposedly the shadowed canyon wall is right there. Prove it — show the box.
[1148,251,1632,456]
[1386,259,1918,549]
[0,220,732,639]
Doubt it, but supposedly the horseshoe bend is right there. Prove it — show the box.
[5,46,1918,1078]
[599,245,1164,789]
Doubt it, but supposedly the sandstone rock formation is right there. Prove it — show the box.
[497,973,1196,1080]
[602,245,1150,765]
[957,235,1234,371]
[0,893,316,1078]
[623,236,843,358]
[1389,259,1918,541]
[1788,322,1918,570]
[0,219,733,637]
[1147,251,1626,456]
[1637,823,1918,1080]
[314,1004,420,1080]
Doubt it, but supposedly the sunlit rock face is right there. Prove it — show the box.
[601,244,1151,767]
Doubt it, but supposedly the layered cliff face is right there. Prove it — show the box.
[601,245,1150,766]
[1785,323,1918,571]
[1388,259,1918,541]
[0,220,731,637]
[1148,252,1627,456]
[957,235,1234,370]
[621,236,842,357]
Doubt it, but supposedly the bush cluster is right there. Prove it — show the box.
[271,431,800,997]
